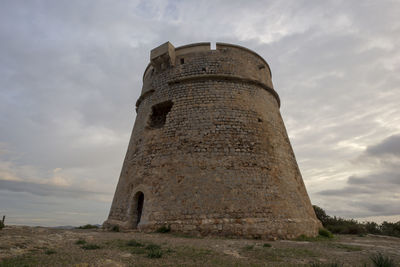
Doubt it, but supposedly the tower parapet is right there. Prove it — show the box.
[138,42,278,110]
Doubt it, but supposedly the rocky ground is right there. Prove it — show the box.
[0,225,399,266]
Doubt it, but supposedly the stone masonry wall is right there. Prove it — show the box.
[104,42,321,239]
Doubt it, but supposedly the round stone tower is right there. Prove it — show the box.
[104,42,321,239]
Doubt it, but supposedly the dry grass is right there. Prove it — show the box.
[0,226,399,266]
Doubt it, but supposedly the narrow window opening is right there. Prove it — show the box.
[148,100,173,128]
[202,67,206,72]
[180,58,184,64]
[258,118,263,122]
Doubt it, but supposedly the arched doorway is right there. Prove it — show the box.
[133,191,144,228]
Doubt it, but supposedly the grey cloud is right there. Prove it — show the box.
[318,186,374,196]
[316,134,400,217]
[366,134,400,157]
[318,172,400,196]
[0,179,110,198]
[355,201,400,216]
[0,190,109,226]
[348,173,400,185]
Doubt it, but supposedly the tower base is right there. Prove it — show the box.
[104,217,321,240]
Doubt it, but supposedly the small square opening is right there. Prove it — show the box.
[148,100,173,128]
[180,58,185,64]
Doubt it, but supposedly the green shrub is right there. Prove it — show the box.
[146,244,163,258]
[263,243,272,248]
[126,239,144,247]
[147,247,163,258]
[312,206,382,236]
[295,234,332,242]
[313,205,400,238]
[333,243,363,252]
[128,246,147,255]
[81,244,101,250]
[0,255,37,266]
[319,228,333,238]
[370,253,396,267]
[146,244,161,250]
[75,239,86,245]
[0,215,5,230]
[324,216,366,235]
[77,224,99,229]
[44,249,56,255]
[313,205,331,226]
[380,221,400,238]
[156,225,171,233]
[310,263,342,267]
[365,221,381,235]
[296,234,309,241]
[111,225,120,232]
[243,245,254,250]
[171,232,199,238]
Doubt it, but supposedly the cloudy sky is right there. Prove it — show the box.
[1,0,399,226]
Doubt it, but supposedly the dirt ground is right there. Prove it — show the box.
[0,226,399,266]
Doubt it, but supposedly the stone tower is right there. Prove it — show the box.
[104,42,321,239]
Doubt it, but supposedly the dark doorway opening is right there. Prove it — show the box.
[134,191,144,228]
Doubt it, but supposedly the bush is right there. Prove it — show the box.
[77,224,99,229]
[370,253,396,267]
[243,245,254,250]
[310,263,342,267]
[81,244,101,250]
[146,244,163,258]
[313,205,330,226]
[365,222,381,235]
[319,228,333,238]
[263,243,272,248]
[324,216,366,235]
[147,247,163,258]
[75,239,86,245]
[126,239,144,247]
[146,244,161,250]
[0,255,37,266]
[295,233,333,242]
[295,234,310,241]
[311,205,400,237]
[314,205,400,238]
[380,221,400,238]
[111,225,120,232]
[156,225,171,233]
[44,249,56,255]
[0,215,5,230]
